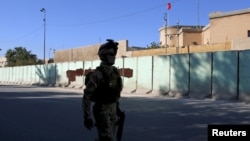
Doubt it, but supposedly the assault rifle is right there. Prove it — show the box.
[117,111,125,141]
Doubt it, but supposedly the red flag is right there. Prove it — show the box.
[167,3,171,10]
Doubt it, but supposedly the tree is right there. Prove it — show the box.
[146,42,162,49]
[5,47,38,66]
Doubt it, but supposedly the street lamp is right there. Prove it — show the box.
[40,8,46,64]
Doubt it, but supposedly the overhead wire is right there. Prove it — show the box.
[0,0,184,45]
[0,24,43,43]
[49,3,166,27]
[49,0,183,27]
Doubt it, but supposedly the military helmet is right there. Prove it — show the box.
[98,39,119,56]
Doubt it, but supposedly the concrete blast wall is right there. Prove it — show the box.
[1,50,250,102]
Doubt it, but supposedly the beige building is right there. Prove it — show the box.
[159,8,250,49]
[209,8,250,50]
[209,9,250,44]
[159,25,204,47]
[54,40,131,63]
[0,57,7,67]
[54,8,250,63]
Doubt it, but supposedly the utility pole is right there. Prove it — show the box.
[40,8,46,64]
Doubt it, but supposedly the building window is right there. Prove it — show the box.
[248,30,250,37]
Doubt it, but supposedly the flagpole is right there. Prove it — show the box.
[165,2,171,51]
[164,13,168,49]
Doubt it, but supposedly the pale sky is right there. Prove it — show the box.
[0,0,249,59]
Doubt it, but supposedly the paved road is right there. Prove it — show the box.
[1,84,250,141]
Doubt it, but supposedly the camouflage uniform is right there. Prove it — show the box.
[82,39,123,141]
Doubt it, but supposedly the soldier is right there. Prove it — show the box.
[82,39,124,141]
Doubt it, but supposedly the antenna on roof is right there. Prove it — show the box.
[197,0,200,29]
